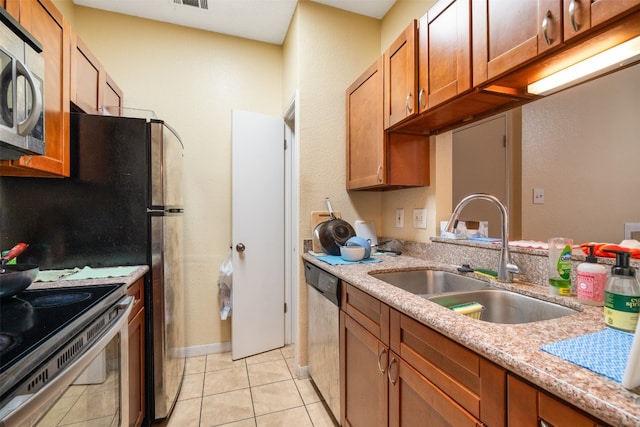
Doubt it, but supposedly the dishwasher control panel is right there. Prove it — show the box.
[304,261,340,306]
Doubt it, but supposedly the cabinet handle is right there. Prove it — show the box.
[376,165,382,183]
[418,88,426,109]
[541,10,553,45]
[405,92,413,114]
[568,0,580,32]
[387,356,398,385]
[377,348,387,374]
[539,419,550,427]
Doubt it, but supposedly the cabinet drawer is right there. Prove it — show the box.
[389,351,481,427]
[126,277,145,320]
[342,283,389,345]
[390,310,505,427]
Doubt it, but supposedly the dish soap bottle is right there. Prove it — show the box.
[604,250,640,332]
[577,245,607,306]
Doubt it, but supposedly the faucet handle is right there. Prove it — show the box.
[506,262,522,275]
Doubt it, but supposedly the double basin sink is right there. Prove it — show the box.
[370,269,577,324]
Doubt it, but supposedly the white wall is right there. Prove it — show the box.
[521,64,640,243]
[67,5,283,349]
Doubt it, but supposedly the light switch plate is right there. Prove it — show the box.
[413,208,427,229]
[625,223,640,240]
[533,188,544,204]
[395,209,404,228]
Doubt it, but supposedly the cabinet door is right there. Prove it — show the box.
[346,58,384,189]
[384,20,417,129]
[472,0,562,85]
[507,375,602,427]
[128,307,145,427]
[71,32,101,114]
[341,311,389,427]
[388,352,481,427]
[418,0,471,111]
[102,73,124,116]
[0,0,71,177]
[563,0,640,41]
[127,278,145,427]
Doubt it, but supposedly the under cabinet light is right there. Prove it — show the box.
[528,35,640,95]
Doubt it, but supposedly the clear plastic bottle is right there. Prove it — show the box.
[577,245,607,306]
[603,250,640,332]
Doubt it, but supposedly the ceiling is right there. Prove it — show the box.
[72,0,396,45]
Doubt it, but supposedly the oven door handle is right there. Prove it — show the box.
[0,296,134,427]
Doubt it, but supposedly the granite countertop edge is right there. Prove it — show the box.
[302,253,640,426]
[28,265,149,290]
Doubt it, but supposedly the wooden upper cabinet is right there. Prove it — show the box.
[346,57,429,191]
[472,0,563,86]
[384,20,417,129]
[71,32,124,115]
[71,32,100,114]
[0,0,71,177]
[102,73,124,116]
[563,0,640,41]
[346,58,385,190]
[418,0,472,111]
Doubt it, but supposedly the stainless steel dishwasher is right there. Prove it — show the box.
[304,261,341,423]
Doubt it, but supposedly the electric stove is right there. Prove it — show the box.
[0,283,126,401]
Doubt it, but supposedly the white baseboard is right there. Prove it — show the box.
[182,341,232,358]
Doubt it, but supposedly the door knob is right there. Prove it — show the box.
[236,243,246,252]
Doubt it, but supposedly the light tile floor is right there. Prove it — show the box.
[161,345,337,427]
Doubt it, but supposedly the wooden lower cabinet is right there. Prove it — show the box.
[340,282,495,426]
[340,311,388,427]
[507,375,606,427]
[127,278,145,427]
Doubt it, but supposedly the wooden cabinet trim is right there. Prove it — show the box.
[342,283,389,344]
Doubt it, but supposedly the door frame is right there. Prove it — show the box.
[283,92,299,347]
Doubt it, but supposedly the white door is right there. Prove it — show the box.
[452,114,508,238]
[231,110,285,360]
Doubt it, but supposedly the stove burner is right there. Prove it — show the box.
[0,333,18,354]
[29,292,92,308]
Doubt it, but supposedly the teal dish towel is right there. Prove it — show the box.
[541,328,633,382]
[315,255,382,266]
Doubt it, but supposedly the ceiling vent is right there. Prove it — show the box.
[173,0,208,10]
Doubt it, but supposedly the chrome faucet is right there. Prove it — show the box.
[445,193,521,282]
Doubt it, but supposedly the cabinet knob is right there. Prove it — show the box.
[568,0,580,32]
[541,10,554,45]
[236,243,246,252]
[387,356,398,385]
[405,93,414,113]
[376,165,383,183]
[377,348,387,374]
[418,88,426,110]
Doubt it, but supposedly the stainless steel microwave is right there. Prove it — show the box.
[0,8,44,160]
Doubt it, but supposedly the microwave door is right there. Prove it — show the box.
[0,51,14,130]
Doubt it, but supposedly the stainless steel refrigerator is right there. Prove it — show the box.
[72,113,186,423]
[0,112,186,423]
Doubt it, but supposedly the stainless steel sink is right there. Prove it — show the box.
[370,269,491,297]
[428,289,578,324]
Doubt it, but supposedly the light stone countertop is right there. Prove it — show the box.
[28,265,149,290]
[302,252,640,427]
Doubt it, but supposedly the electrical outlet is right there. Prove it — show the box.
[413,208,427,229]
[533,188,544,204]
[395,209,404,228]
